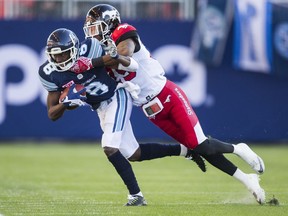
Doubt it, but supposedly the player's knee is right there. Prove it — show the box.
[103,146,119,157]
[194,138,217,155]
[128,148,141,161]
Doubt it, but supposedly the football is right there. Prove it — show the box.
[59,84,85,103]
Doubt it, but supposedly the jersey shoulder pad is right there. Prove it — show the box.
[112,23,137,41]
[38,61,59,92]
[39,61,55,76]
[79,38,104,58]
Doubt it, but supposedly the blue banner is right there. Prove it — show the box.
[0,20,287,143]
[272,2,288,77]
[233,0,272,73]
[191,0,233,66]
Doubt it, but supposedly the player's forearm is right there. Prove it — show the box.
[117,56,139,71]
[117,55,132,67]
[48,104,66,121]
[91,55,138,71]
[91,55,120,67]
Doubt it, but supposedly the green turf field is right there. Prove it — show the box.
[0,143,287,216]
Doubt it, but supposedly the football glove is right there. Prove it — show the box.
[103,37,119,59]
[70,56,93,74]
[186,149,207,172]
[60,84,87,107]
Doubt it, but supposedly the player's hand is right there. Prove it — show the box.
[60,84,87,107]
[70,56,93,74]
[104,38,119,59]
[186,150,206,172]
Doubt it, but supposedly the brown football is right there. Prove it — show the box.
[59,84,85,103]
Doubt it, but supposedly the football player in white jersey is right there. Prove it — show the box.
[39,28,206,206]
[82,4,266,204]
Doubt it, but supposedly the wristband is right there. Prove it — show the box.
[111,53,119,59]
[118,57,139,71]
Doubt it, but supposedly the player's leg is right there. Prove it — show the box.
[194,137,265,174]
[148,80,206,149]
[98,88,146,206]
[202,153,265,204]
[153,80,264,173]
[142,80,206,170]
[153,80,263,173]
[120,119,206,172]
[130,143,185,161]
[148,81,265,203]
[193,137,234,155]
[233,143,265,174]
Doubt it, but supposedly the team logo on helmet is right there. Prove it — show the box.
[102,10,118,21]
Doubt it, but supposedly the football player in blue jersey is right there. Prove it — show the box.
[38,28,206,206]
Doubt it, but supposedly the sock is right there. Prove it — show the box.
[202,154,237,176]
[232,144,241,155]
[180,144,188,156]
[139,143,181,161]
[233,168,249,186]
[108,150,140,195]
[133,191,144,197]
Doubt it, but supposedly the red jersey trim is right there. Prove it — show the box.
[112,23,137,42]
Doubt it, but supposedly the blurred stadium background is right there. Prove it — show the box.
[0,0,288,144]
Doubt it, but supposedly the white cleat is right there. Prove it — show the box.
[235,143,265,174]
[246,174,266,205]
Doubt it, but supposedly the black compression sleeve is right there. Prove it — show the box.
[194,137,234,155]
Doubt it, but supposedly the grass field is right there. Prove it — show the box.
[0,143,287,216]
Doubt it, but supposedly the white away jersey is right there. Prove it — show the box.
[109,23,167,106]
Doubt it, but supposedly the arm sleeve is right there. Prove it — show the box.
[38,62,60,92]
[118,57,139,71]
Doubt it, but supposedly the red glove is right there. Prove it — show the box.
[70,56,93,74]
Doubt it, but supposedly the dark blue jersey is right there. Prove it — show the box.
[38,38,117,106]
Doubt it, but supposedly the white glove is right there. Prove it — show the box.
[61,97,87,107]
[103,38,119,59]
[60,84,87,107]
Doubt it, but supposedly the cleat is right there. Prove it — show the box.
[246,174,266,204]
[186,149,206,172]
[125,195,147,206]
[235,143,265,174]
